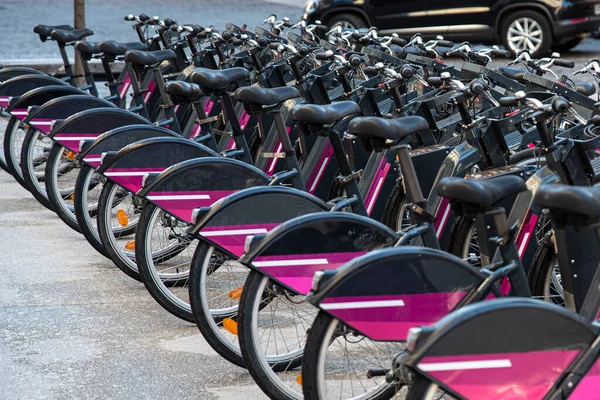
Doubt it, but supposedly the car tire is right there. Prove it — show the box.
[500,9,552,59]
[552,37,583,53]
[326,12,367,30]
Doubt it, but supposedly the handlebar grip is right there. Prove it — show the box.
[298,45,310,57]
[164,18,176,27]
[231,39,244,46]
[192,25,204,34]
[124,15,135,21]
[139,14,150,22]
[590,115,600,126]
[400,65,415,79]
[427,77,443,86]
[258,36,269,47]
[351,31,363,39]
[436,40,454,48]
[469,79,486,96]
[197,33,209,40]
[222,30,233,41]
[315,24,329,32]
[363,66,379,74]
[491,48,512,58]
[498,97,519,107]
[348,54,363,68]
[552,96,570,114]
[391,37,407,46]
[283,21,294,28]
[315,52,332,60]
[554,58,575,68]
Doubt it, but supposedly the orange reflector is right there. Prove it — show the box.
[117,209,128,227]
[66,151,76,160]
[223,318,238,335]
[125,241,135,251]
[228,286,243,299]
[296,374,302,386]
[69,193,75,201]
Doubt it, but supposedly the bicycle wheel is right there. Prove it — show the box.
[19,127,53,210]
[73,164,110,258]
[528,242,565,306]
[136,202,198,321]
[97,180,142,281]
[4,116,28,187]
[188,242,249,367]
[1,112,12,172]
[302,311,404,400]
[237,270,315,400]
[45,143,82,233]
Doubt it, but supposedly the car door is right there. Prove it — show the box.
[441,0,495,34]
[369,0,449,36]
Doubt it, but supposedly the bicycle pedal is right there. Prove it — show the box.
[117,210,129,227]
[367,368,388,379]
[222,318,238,335]
[228,286,243,299]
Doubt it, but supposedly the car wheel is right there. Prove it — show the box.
[500,9,552,58]
[552,37,583,53]
[326,13,367,30]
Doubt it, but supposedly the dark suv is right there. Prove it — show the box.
[302,0,600,57]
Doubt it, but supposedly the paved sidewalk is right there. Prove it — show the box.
[0,168,269,399]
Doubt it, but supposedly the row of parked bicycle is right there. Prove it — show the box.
[3,12,600,400]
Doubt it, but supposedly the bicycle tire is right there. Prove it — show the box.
[189,241,248,367]
[45,143,82,233]
[136,202,196,322]
[19,127,54,210]
[302,311,398,400]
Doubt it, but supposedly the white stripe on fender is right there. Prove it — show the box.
[321,299,405,310]
[435,204,452,238]
[12,111,29,116]
[105,171,161,177]
[309,157,329,193]
[253,258,329,267]
[418,359,512,372]
[54,136,98,141]
[30,120,54,125]
[147,194,210,201]
[200,228,268,237]
[83,157,103,162]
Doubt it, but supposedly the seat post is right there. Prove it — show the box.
[327,130,368,216]
[220,92,253,165]
[489,208,530,297]
[152,67,182,134]
[57,41,76,87]
[100,56,122,107]
[191,100,218,151]
[271,110,306,191]
[77,50,99,97]
[125,61,150,119]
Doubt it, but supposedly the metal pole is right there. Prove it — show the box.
[74,0,85,86]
